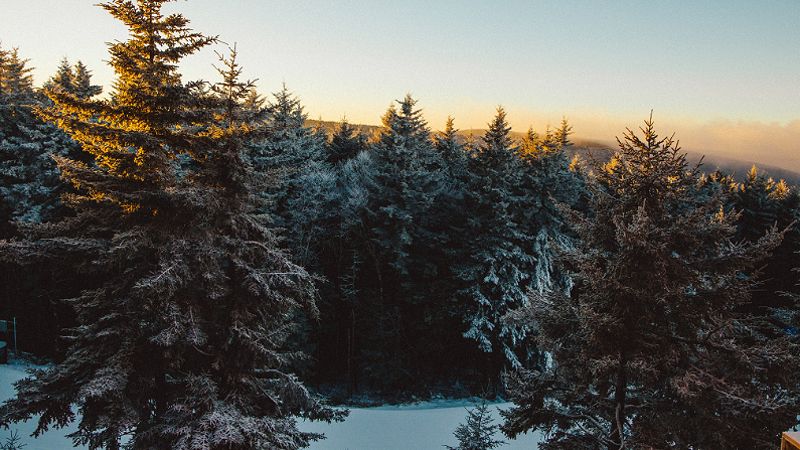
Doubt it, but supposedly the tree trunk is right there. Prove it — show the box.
[609,350,627,450]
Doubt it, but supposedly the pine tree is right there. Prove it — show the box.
[519,126,541,157]
[0,48,33,101]
[1,3,340,449]
[502,115,800,449]
[71,61,103,99]
[458,107,534,372]
[43,58,75,94]
[446,401,506,450]
[248,85,329,227]
[319,95,456,392]
[516,119,582,295]
[0,45,79,231]
[0,430,25,450]
[367,94,442,275]
[434,116,466,165]
[326,118,366,165]
[733,166,800,308]
[552,117,572,149]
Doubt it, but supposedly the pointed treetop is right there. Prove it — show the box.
[602,114,695,212]
[434,115,463,158]
[443,115,457,137]
[481,106,515,154]
[268,83,306,129]
[37,0,216,187]
[552,117,572,148]
[327,117,367,164]
[45,57,75,94]
[0,46,34,97]
[101,0,217,105]
[71,60,102,99]
[378,94,430,145]
[520,126,541,155]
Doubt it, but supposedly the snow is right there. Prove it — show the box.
[1,362,542,449]
[0,361,86,450]
[301,399,543,450]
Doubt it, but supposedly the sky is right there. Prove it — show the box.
[2,0,799,169]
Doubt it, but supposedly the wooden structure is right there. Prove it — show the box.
[783,432,800,450]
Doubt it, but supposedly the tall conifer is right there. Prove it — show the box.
[502,116,800,449]
[1,3,339,449]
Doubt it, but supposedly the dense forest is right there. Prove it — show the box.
[1,1,798,449]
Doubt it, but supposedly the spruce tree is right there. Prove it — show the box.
[516,119,582,294]
[458,107,534,372]
[248,85,329,228]
[519,126,541,157]
[434,116,466,167]
[0,48,33,101]
[326,118,366,165]
[312,95,459,392]
[71,61,103,99]
[502,115,800,449]
[733,167,800,307]
[1,2,340,449]
[44,58,75,94]
[446,400,506,450]
[0,45,80,230]
[367,94,443,276]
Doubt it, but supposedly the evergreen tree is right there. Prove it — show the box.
[309,95,468,394]
[326,118,366,165]
[446,400,506,450]
[43,57,75,94]
[0,45,80,231]
[1,3,340,449]
[552,117,572,149]
[516,119,581,295]
[502,116,800,449]
[0,48,33,101]
[519,126,541,157]
[355,95,452,388]
[71,61,103,99]
[248,85,329,229]
[367,94,444,276]
[733,167,800,306]
[434,116,466,166]
[458,107,534,372]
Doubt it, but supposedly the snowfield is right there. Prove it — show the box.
[0,361,86,450]
[301,401,543,450]
[2,362,542,449]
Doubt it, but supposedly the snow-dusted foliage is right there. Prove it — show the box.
[365,94,446,273]
[326,119,367,165]
[445,401,506,450]
[0,4,340,449]
[0,46,86,234]
[502,115,800,449]
[458,108,580,370]
[249,86,328,208]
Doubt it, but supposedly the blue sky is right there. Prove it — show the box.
[3,1,799,166]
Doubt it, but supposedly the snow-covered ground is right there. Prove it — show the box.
[1,361,541,449]
[301,400,543,450]
[0,361,86,450]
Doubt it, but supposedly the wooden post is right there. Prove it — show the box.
[782,432,800,450]
[12,317,17,355]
